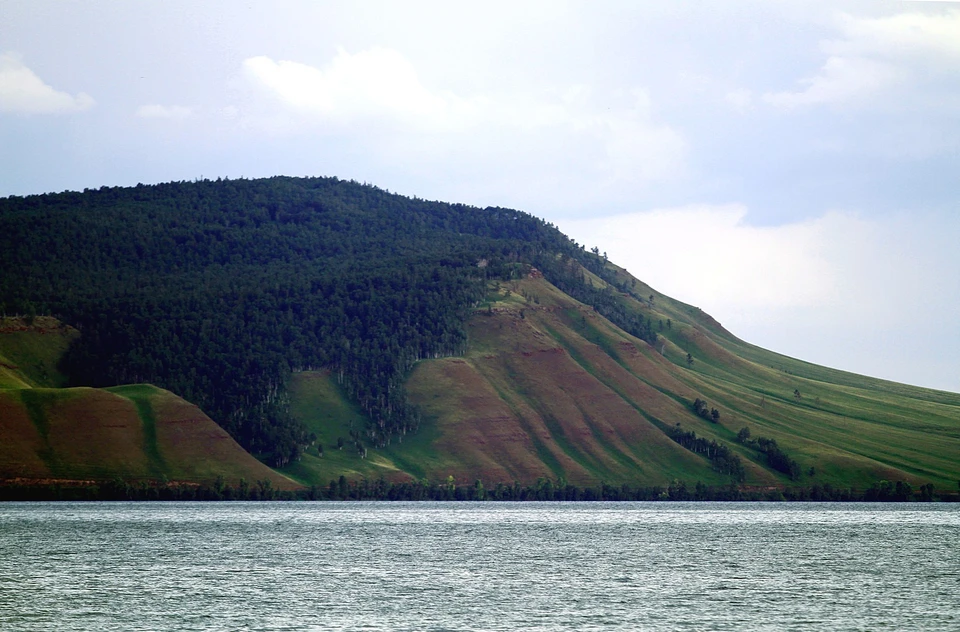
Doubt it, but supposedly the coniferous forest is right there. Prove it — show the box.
[0,176,655,466]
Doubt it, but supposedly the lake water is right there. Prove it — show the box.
[0,502,957,631]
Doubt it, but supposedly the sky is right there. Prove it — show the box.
[1,0,958,392]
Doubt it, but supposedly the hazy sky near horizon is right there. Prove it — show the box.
[2,1,959,392]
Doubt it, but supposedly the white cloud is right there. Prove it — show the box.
[560,205,960,389]
[560,205,958,331]
[136,104,195,120]
[763,9,960,109]
[0,52,94,114]
[599,116,685,184]
[827,10,960,61]
[237,49,685,194]
[763,55,899,109]
[562,205,834,314]
[242,48,456,128]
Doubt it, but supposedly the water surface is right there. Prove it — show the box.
[1,502,957,631]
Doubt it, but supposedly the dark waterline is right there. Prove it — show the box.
[1,502,957,631]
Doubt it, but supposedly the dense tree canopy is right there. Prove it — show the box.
[1,176,654,464]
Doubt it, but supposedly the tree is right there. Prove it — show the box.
[693,398,707,416]
[213,475,225,499]
[686,352,694,367]
[736,427,751,443]
[0,175,695,460]
[257,479,274,500]
[895,480,913,501]
[794,389,802,401]
[692,398,719,423]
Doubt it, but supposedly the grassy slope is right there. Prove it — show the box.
[0,385,299,489]
[598,264,960,489]
[404,276,770,487]
[286,267,960,492]
[0,321,299,489]
[279,370,418,486]
[0,317,78,389]
[4,276,957,493]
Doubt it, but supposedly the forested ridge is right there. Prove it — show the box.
[0,176,655,465]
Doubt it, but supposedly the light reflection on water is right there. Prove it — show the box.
[1,502,957,631]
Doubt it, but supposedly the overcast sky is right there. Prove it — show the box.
[2,0,958,392]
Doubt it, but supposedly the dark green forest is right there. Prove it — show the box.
[0,176,657,465]
[0,475,934,503]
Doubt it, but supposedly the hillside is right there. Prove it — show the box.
[0,316,78,389]
[281,272,960,493]
[2,177,958,496]
[0,319,299,492]
[0,176,590,466]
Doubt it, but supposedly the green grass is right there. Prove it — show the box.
[639,300,960,489]
[18,389,61,475]
[277,273,960,492]
[489,368,576,481]
[6,277,956,494]
[399,275,960,490]
[459,361,572,481]
[542,315,737,484]
[0,317,78,388]
[108,385,167,478]
[279,371,420,486]
[0,351,33,389]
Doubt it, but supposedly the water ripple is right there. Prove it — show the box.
[0,502,957,631]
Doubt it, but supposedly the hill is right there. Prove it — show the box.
[0,318,299,493]
[0,176,589,466]
[280,273,960,494]
[1,177,958,496]
[0,316,77,389]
